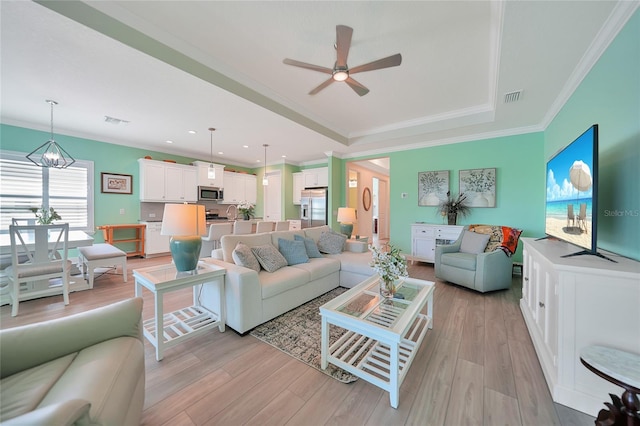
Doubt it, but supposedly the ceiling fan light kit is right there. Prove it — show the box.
[283,25,402,96]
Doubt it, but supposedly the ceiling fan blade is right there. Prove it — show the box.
[349,53,402,74]
[309,77,335,95]
[283,58,333,74]
[335,25,353,68]
[345,77,369,96]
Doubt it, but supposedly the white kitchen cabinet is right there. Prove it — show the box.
[138,159,197,202]
[221,171,256,204]
[292,172,303,205]
[520,238,640,417]
[411,223,463,263]
[302,167,328,188]
[141,221,171,257]
[191,160,225,188]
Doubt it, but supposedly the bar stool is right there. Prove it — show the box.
[256,221,274,233]
[275,221,289,231]
[233,221,253,235]
[201,222,233,257]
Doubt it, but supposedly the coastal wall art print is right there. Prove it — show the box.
[418,170,449,206]
[459,168,496,207]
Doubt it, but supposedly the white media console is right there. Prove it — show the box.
[520,237,640,417]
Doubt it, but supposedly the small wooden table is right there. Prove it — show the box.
[97,224,145,257]
[580,345,640,426]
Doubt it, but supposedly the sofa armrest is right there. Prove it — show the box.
[475,250,513,292]
[1,399,91,426]
[0,298,143,378]
[200,259,263,334]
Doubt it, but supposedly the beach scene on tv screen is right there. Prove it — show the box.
[545,128,594,250]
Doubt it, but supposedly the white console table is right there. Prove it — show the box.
[520,238,640,417]
[410,223,463,263]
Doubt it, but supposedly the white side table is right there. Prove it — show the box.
[133,261,226,361]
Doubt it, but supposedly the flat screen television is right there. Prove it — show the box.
[544,124,612,261]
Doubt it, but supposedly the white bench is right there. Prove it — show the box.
[78,243,127,288]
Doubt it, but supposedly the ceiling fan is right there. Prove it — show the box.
[283,25,402,96]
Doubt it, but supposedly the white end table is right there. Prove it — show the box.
[133,261,226,361]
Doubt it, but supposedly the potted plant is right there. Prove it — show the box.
[370,243,408,298]
[29,206,62,224]
[438,191,470,225]
[237,201,255,220]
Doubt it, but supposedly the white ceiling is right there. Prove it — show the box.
[1,1,637,168]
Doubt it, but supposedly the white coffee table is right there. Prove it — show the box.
[133,261,226,361]
[320,275,435,408]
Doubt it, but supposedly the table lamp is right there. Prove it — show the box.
[337,207,357,239]
[161,203,206,272]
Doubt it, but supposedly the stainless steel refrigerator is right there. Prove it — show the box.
[300,188,328,228]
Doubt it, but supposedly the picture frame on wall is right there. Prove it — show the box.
[101,172,132,194]
[418,170,449,206]
[459,168,496,207]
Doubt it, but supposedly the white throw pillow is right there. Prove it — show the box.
[232,242,261,272]
[317,231,347,254]
[251,244,288,273]
[459,230,491,254]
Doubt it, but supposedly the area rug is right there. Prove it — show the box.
[250,287,358,383]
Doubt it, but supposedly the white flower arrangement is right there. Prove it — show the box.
[369,243,408,287]
[237,201,255,218]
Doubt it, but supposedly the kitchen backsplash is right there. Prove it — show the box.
[140,201,225,221]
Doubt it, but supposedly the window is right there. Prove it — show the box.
[0,150,94,232]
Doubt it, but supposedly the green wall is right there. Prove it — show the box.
[384,132,544,261]
[544,9,639,260]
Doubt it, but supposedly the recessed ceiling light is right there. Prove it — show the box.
[217,151,223,155]
[166,140,173,144]
[243,145,249,148]
[188,130,197,134]
[281,155,287,158]
[256,160,261,163]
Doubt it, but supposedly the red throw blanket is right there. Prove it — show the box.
[468,224,522,256]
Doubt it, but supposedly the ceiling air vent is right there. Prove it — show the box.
[104,116,130,125]
[504,90,522,103]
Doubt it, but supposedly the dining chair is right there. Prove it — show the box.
[275,221,290,231]
[5,223,71,316]
[255,221,275,233]
[233,220,253,235]
[201,222,233,257]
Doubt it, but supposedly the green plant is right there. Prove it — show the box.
[369,243,408,284]
[438,191,471,218]
[237,201,255,218]
[29,206,62,224]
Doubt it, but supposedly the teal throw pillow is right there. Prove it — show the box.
[294,234,323,258]
[278,238,309,265]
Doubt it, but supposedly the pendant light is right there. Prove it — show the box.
[262,144,269,186]
[208,127,216,179]
[27,100,75,168]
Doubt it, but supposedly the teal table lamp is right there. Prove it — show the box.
[337,207,357,239]
[161,203,206,272]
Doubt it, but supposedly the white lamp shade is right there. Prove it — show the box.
[161,204,206,236]
[337,207,357,224]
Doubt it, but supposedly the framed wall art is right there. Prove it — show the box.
[101,172,133,194]
[459,168,496,207]
[418,170,449,206]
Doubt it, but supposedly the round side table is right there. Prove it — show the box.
[580,345,640,426]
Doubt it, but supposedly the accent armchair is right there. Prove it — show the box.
[435,225,522,293]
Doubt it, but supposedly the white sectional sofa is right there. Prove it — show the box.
[201,225,375,334]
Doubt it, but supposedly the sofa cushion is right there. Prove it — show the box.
[440,252,477,271]
[260,267,310,299]
[317,231,347,254]
[278,238,309,266]
[0,353,77,421]
[251,245,288,273]
[290,257,341,281]
[232,242,261,272]
[220,233,273,263]
[459,230,490,254]
[325,250,375,275]
[294,235,323,258]
[303,225,331,243]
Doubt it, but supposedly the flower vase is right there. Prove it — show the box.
[380,278,397,299]
[447,212,457,225]
[243,213,250,220]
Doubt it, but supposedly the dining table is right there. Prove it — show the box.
[0,229,95,303]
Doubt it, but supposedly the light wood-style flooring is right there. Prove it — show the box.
[1,255,595,425]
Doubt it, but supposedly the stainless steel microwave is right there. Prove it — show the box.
[198,186,224,201]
